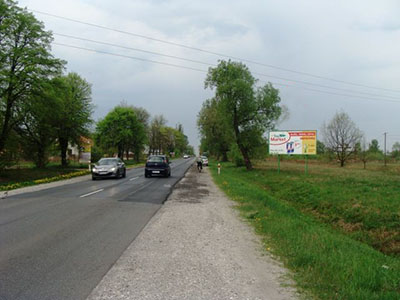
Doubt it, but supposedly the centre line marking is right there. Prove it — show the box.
[80,189,104,198]
[129,177,139,181]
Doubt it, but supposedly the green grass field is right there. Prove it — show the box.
[210,159,400,299]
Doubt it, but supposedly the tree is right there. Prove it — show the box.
[15,80,59,167]
[205,60,283,170]
[368,139,382,153]
[197,98,234,161]
[317,140,326,154]
[358,137,370,169]
[322,111,363,167]
[95,106,146,160]
[0,1,63,165]
[53,73,93,166]
[391,142,400,160]
[118,101,150,129]
[148,115,167,154]
[197,98,233,161]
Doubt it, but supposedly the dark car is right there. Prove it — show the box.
[145,155,171,178]
[92,157,126,180]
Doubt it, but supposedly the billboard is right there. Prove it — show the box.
[269,130,317,155]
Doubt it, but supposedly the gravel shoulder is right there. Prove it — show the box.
[87,165,298,300]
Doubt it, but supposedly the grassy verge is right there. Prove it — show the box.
[0,166,90,191]
[210,161,400,299]
[123,159,145,168]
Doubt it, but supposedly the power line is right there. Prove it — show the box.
[52,42,207,73]
[31,9,400,94]
[273,82,400,104]
[53,32,400,101]
[53,33,213,67]
[52,42,400,104]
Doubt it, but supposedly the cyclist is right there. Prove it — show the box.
[196,156,203,172]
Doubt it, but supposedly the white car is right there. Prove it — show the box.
[183,154,189,159]
[201,156,208,166]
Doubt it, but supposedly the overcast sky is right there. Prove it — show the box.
[18,0,400,152]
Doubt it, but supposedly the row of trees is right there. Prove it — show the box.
[198,60,284,170]
[0,1,93,168]
[94,104,193,162]
[1,1,193,169]
[197,60,394,170]
[321,111,400,167]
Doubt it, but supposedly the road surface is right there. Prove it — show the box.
[0,158,194,300]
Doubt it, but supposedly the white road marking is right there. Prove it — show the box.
[164,184,171,188]
[80,189,104,198]
[129,177,139,181]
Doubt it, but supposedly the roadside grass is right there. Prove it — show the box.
[210,161,400,299]
[256,159,400,256]
[123,159,145,167]
[0,167,90,191]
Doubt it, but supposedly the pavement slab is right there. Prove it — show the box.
[87,165,298,300]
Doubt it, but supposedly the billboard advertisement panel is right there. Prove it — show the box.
[269,130,317,155]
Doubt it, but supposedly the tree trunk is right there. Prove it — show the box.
[0,93,14,154]
[233,107,252,170]
[222,151,228,162]
[118,147,123,158]
[134,148,140,162]
[238,143,252,170]
[126,149,129,161]
[60,138,69,167]
[36,145,47,168]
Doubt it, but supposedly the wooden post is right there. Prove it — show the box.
[277,155,280,173]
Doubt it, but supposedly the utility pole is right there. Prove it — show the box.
[384,132,387,167]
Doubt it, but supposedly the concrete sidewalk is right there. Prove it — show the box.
[87,165,298,300]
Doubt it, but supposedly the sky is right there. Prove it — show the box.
[17,0,400,152]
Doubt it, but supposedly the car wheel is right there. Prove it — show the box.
[123,169,126,178]
[92,176,96,180]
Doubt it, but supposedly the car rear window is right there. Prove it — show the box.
[148,156,164,162]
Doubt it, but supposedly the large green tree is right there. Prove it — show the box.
[148,115,167,155]
[0,0,63,165]
[197,97,233,161]
[53,73,93,166]
[205,60,283,170]
[95,106,146,161]
[15,80,59,167]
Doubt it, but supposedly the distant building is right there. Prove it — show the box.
[68,136,93,163]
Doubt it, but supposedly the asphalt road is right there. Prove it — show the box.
[0,158,194,300]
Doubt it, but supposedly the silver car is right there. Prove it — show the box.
[92,158,126,180]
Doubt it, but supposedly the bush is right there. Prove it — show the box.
[228,143,245,167]
[90,144,105,163]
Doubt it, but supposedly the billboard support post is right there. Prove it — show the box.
[277,155,280,173]
[305,156,308,175]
